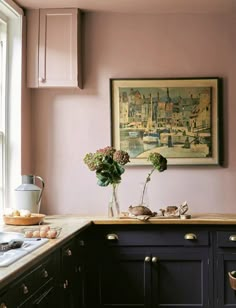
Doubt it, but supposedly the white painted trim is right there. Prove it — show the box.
[0,0,23,16]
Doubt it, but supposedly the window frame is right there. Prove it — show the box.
[0,0,23,216]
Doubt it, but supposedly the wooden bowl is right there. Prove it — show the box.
[3,214,45,226]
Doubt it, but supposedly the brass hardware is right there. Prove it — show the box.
[145,256,151,262]
[229,235,236,242]
[0,303,7,308]
[152,257,158,263]
[106,233,118,241]
[63,279,69,289]
[66,249,72,256]
[22,284,29,295]
[42,269,48,278]
[184,233,197,240]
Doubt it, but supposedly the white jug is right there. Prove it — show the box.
[15,175,45,213]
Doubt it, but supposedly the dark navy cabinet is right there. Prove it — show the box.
[82,225,212,308]
[3,223,236,308]
[215,230,236,307]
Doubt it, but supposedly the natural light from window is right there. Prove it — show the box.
[0,0,23,217]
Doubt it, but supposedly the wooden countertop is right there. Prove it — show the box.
[1,213,236,288]
[0,217,91,289]
[91,213,236,224]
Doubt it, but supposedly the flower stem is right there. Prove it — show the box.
[140,167,155,205]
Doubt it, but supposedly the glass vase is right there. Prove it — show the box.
[108,184,120,218]
[139,181,149,207]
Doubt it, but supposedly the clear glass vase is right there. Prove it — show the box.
[108,184,120,218]
[139,181,149,207]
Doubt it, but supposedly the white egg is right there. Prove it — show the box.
[4,208,14,216]
[20,209,31,217]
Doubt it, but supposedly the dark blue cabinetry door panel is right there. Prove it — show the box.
[83,225,212,308]
[97,249,151,308]
[151,249,210,308]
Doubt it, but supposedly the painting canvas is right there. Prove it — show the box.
[110,78,222,166]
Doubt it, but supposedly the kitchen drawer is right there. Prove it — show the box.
[216,231,236,248]
[92,228,209,247]
[1,252,57,307]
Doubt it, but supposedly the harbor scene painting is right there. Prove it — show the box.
[110,78,221,165]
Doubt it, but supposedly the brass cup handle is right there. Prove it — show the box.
[184,233,197,240]
[106,233,118,241]
[229,235,236,242]
[145,256,151,262]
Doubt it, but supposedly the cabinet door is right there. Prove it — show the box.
[39,8,78,87]
[86,247,151,308]
[61,238,81,308]
[151,248,210,308]
[27,8,81,88]
[216,254,236,308]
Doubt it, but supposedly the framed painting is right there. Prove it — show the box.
[110,77,223,166]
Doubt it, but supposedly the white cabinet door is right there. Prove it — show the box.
[27,8,82,88]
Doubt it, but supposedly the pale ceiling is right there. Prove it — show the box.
[14,0,236,14]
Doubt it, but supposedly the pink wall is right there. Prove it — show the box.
[30,12,236,215]
[22,16,32,173]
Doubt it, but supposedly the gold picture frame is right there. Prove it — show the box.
[110,77,223,166]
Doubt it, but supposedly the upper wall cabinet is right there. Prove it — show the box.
[26,8,82,88]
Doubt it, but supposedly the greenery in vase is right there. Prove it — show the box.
[140,152,167,205]
[83,146,130,186]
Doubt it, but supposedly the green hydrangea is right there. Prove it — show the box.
[84,146,130,187]
[141,152,167,204]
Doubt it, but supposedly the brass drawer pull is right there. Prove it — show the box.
[106,233,118,241]
[184,233,197,240]
[229,235,236,242]
[144,256,151,262]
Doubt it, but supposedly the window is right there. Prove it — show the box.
[0,13,7,212]
[0,0,23,216]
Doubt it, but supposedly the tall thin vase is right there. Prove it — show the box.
[139,181,149,207]
[108,184,120,218]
